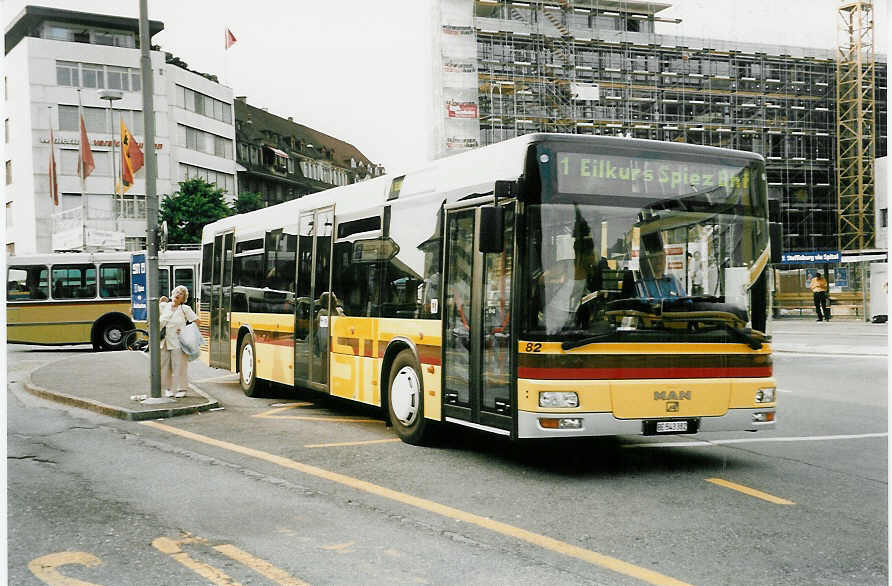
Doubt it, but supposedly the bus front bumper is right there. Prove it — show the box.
[516,408,776,439]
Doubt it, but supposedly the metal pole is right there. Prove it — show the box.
[138,0,168,403]
[106,98,118,230]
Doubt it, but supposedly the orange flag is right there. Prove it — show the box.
[119,119,144,194]
[77,114,94,179]
[48,127,59,206]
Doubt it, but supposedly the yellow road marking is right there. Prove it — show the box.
[142,421,691,586]
[267,415,382,423]
[305,438,401,448]
[213,543,309,585]
[152,536,238,586]
[254,403,314,417]
[28,552,102,585]
[706,478,795,505]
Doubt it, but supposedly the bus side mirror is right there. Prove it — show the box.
[478,206,504,254]
[769,221,783,264]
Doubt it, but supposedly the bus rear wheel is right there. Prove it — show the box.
[239,333,266,397]
[387,349,430,445]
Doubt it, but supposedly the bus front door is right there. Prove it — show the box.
[294,207,333,391]
[442,202,515,435]
[209,231,234,369]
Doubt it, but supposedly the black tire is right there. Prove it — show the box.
[96,317,131,351]
[238,333,266,397]
[387,349,429,445]
[123,329,149,352]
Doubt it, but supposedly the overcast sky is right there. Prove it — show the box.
[3,0,887,172]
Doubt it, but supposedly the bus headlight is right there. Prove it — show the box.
[755,387,776,403]
[539,391,579,408]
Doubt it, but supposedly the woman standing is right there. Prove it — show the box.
[159,285,200,397]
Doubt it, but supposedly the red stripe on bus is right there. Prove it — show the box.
[517,366,773,380]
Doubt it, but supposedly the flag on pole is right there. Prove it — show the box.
[225,28,237,50]
[119,119,144,194]
[48,126,59,206]
[77,113,95,180]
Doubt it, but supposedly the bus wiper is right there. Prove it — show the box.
[561,326,618,350]
[662,314,764,350]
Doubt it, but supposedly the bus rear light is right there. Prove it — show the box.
[538,417,583,430]
[753,412,775,423]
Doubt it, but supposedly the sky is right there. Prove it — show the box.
[2,0,887,172]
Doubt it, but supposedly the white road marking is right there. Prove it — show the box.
[624,432,888,448]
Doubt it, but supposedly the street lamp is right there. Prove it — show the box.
[98,89,123,235]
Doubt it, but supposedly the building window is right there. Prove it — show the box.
[6,202,12,229]
[125,236,146,251]
[175,85,233,124]
[4,118,8,143]
[5,160,11,184]
[59,105,143,136]
[179,163,235,194]
[881,208,888,229]
[56,61,79,86]
[177,124,232,158]
[117,194,146,219]
[80,63,105,89]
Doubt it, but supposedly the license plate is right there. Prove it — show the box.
[656,420,688,433]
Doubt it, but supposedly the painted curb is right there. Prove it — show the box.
[23,378,221,421]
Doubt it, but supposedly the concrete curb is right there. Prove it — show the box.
[23,378,221,421]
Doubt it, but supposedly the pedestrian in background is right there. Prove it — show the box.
[809,272,830,322]
[159,285,200,397]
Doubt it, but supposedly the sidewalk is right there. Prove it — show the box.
[770,317,888,356]
[24,351,221,421]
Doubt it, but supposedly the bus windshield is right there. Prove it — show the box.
[523,148,769,342]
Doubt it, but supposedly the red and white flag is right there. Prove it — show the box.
[48,127,59,206]
[77,113,94,180]
[225,28,237,50]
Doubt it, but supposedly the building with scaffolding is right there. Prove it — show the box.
[432,0,887,260]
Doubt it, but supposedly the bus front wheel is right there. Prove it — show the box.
[387,349,429,445]
[239,334,266,397]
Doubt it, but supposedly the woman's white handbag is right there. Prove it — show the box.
[179,321,204,361]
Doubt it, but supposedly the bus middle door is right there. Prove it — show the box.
[442,201,515,435]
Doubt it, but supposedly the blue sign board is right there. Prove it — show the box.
[780,250,841,265]
[131,253,147,321]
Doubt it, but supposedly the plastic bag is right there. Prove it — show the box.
[178,322,203,361]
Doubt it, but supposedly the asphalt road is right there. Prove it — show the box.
[7,322,888,585]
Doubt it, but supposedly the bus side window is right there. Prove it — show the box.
[99,263,130,298]
[174,267,195,308]
[51,265,96,299]
[158,268,170,298]
[7,266,48,300]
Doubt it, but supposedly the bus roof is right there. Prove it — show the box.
[7,249,200,266]
[202,133,765,241]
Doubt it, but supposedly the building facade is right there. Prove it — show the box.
[4,5,238,254]
[432,0,887,255]
[234,98,383,207]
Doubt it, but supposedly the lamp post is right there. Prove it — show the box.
[98,89,123,237]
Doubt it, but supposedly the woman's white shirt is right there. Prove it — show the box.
[159,302,198,351]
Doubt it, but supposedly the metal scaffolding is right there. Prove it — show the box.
[450,0,887,253]
[836,0,877,251]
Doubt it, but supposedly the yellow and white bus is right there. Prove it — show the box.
[7,249,200,350]
[199,133,777,444]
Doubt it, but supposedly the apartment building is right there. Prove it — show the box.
[234,97,384,207]
[4,5,238,254]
